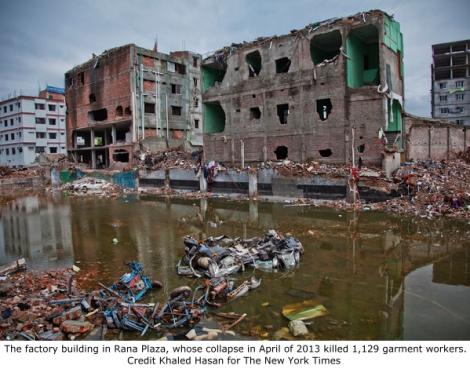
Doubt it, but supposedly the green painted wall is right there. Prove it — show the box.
[204,103,226,133]
[346,32,379,87]
[202,66,226,92]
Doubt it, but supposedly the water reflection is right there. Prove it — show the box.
[0,193,469,340]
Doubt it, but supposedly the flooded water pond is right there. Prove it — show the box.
[1,192,469,341]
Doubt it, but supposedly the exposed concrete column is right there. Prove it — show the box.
[199,170,207,192]
[248,169,257,197]
[90,128,96,168]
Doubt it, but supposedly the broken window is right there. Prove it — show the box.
[275,57,291,73]
[246,50,262,77]
[171,106,182,116]
[88,108,108,121]
[346,25,381,87]
[78,71,84,85]
[145,103,155,113]
[250,107,261,120]
[171,84,182,94]
[113,149,129,163]
[319,149,332,157]
[193,77,198,87]
[125,107,131,116]
[310,30,342,65]
[274,146,288,160]
[277,104,289,124]
[316,99,332,121]
[115,106,123,117]
[89,94,96,103]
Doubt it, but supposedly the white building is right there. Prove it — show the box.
[431,39,470,126]
[0,86,67,167]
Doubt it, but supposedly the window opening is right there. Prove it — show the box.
[48,118,56,125]
[78,71,84,85]
[456,81,464,88]
[36,118,46,124]
[275,57,291,73]
[89,94,96,103]
[277,104,289,124]
[88,108,108,121]
[274,146,288,160]
[171,84,182,94]
[194,119,199,129]
[319,149,332,157]
[144,103,155,113]
[440,95,447,102]
[357,144,365,153]
[48,105,56,112]
[115,106,123,117]
[193,56,198,68]
[439,82,447,89]
[250,107,261,120]
[246,50,262,77]
[316,99,332,121]
[172,106,182,116]
[113,149,129,163]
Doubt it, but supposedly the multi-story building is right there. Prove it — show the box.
[202,10,405,169]
[64,44,202,169]
[431,39,470,126]
[0,87,66,168]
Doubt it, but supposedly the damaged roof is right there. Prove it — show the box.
[203,9,394,60]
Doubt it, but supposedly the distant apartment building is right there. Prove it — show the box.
[0,87,66,167]
[202,10,405,169]
[431,39,470,126]
[64,44,203,169]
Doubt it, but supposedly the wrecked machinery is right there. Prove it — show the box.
[177,229,305,278]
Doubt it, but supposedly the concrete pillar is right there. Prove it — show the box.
[199,170,207,192]
[248,170,257,197]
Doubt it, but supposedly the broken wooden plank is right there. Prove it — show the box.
[0,258,26,276]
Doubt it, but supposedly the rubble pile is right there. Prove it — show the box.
[384,159,470,218]
[0,268,86,341]
[257,159,355,178]
[0,165,45,179]
[135,147,203,171]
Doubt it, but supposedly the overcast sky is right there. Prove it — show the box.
[0,0,469,117]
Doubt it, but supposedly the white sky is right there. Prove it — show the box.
[0,0,469,117]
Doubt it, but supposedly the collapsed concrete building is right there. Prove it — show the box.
[202,10,405,171]
[64,44,203,169]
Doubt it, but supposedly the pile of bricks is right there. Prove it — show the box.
[0,269,89,341]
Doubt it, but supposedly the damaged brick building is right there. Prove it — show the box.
[64,44,202,169]
[201,10,405,170]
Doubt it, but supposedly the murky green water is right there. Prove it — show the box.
[1,192,469,340]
